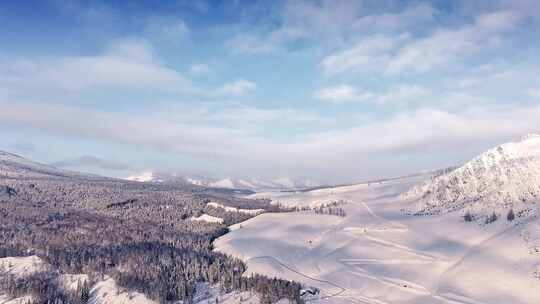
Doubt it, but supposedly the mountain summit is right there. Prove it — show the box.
[404,134,540,218]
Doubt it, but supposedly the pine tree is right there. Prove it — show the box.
[80,281,90,304]
[485,212,498,224]
[507,209,515,221]
[463,211,473,222]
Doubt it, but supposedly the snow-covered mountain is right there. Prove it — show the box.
[125,171,186,183]
[126,171,319,191]
[0,151,100,180]
[403,134,540,218]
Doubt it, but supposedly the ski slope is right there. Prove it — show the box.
[215,174,540,304]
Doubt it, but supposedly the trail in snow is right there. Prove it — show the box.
[217,164,540,304]
[248,255,394,304]
[248,256,347,300]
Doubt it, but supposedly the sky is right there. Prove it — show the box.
[1,0,540,184]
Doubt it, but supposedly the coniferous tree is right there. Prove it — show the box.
[507,209,515,221]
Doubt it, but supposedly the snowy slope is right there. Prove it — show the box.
[0,256,48,278]
[90,277,156,304]
[191,283,261,304]
[126,171,189,184]
[207,202,264,215]
[190,214,224,224]
[403,134,540,218]
[0,256,155,304]
[0,151,100,180]
[216,170,540,304]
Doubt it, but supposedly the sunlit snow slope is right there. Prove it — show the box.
[404,134,540,219]
[215,138,540,304]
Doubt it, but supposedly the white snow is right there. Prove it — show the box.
[186,177,205,186]
[59,273,89,292]
[207,202,265,215]
[0,295,34,304]
[403,134,540,218]
[89,276,156,304]
[209,178,236,189]
[191,282,261,304]
[215,169,540,303]
[0,256,48,278]
[126,171,158,182]
[0,256,85,304]
[125,170,320,191]
[191,214,224,224]
[248,176,419,209]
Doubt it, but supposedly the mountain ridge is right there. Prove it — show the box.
[126,171,320,191]
[403,134,540,219]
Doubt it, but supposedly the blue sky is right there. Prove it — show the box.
[1,0,540,183]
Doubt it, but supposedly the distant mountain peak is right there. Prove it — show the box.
[0,150,100,180]
[126,171,158,182]
[123,170,319,191]
[0,150,25,160]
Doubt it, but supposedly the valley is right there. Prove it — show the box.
[2,135,540,303]
[216,136,540,304]
[3,1,540,303]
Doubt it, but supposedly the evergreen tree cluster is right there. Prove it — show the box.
[0,172,303,303]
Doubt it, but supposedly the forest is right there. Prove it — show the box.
[0,162,303,304]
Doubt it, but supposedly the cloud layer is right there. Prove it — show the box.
[1,0,539,183]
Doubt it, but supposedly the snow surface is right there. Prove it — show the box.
[403,134,540,218]
[190,282,261,304]
[89,276,156,304]
[0,257,153,304]
[0,256,47,304]
[215,172,540,303]
[0,256,48,278]
[126,171,160,182]
[59,273,89,292]
[248,176,422,209]
[207,202,265,215]
[124,170,319,191]
[0,295,33,304]
[191,214,224,224]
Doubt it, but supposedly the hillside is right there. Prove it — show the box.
[216,166,540,304]
[0,151,101,181]
[403,134,540,219]
[0,151,303,304]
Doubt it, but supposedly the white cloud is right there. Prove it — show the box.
[219,79,257,96]
[315,84,429,104]
[226,1,436,55]
[189,63,212,75]
[384,11,522,75]
[2,100,540,182]
[529,88,540,98]
[314,84,374,103]
[374,85,431,104]
[225,34,278,55]
[144,16,190,43]
[0,39,195,94]
[320,34,402,75]
[0,101,244,158]
[350,4,436,32]
[321,9,526,77]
